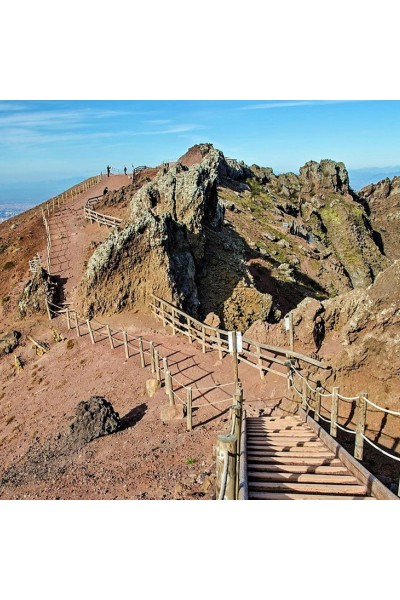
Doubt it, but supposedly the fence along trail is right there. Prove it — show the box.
[31,174,399,500]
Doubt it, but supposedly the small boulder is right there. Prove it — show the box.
[68,396,120,447]
[160,404,185,422]
[0,330,21,356]
[146,378,160,398]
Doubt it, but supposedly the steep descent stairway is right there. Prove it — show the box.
[246,416,375,499]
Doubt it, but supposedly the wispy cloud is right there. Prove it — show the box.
[144,119,172,125]
[239,100,350,110]
[131,124,205,136]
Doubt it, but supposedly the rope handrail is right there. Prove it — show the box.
[334,421,356,435]
[361,434,400,462]
[337,393,360,401]
[194,397,234,407]
[365,397,400,416]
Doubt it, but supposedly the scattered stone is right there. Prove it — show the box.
[160,404,185,422]
[277,239,290,248]
[0,330,21,356]
[262,232,277,242]
[146,379,160,398]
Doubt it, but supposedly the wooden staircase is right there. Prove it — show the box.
[246,416,376,499]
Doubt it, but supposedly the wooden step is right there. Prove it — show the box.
[247,456,343,466]
[247,438,322,446]
[248,481,368,495]
[248,433,318,439]
[248,472,359,484]
[249,492,375,500]
[247,463,349,474]
[247,445,335,454]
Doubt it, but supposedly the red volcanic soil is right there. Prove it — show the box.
[0,172,291,500]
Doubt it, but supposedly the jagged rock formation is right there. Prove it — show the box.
[247,159,388,290]
[79,144,272,329]
[246,260,400,409]
[359,176,400,261]
[18,268,58,319]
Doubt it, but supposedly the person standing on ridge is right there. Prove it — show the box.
[124,166,127,175]
[107,165,111,177]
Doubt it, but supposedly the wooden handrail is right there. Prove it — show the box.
[151,294,329,373]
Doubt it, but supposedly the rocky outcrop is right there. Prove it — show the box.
[18,268,58,319]
[79,145,272,330]
[360,176,400,261]
[243,159,389,290]
[247,260,400,409]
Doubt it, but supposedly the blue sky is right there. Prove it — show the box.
[1,100,400,205]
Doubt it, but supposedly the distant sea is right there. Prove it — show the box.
[0,176,87,213]
[1,167,400,223]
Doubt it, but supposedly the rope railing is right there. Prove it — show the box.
[45,298,237,431]
[289,365,400,494]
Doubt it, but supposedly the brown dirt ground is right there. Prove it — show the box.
[0,173,292,500]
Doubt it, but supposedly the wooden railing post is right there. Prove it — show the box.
[201,326,206,354]
[74,312,80,337]
[87,319,95,344]
[187,387,192,431]
[106,324,113,349]
[171,308,176,335]
[216,434,237,500]
[45,299,52,321]
[150,342,155,374]
[302,377,307,411]
[187,316,193,343]
[165,370,174,406]
[123,330,129,359]
[257,344,264,380]
[330,387,339,437]
[289,311,294,352]
[138,336,145,368]
[65,307,71,330]
[314,389,321,423]
[162,357,168,386]
[355,393,367,460]
[155,349,161,382]
[217,329,223,359]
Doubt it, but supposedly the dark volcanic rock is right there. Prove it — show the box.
[69,396,120,446]
[0,396,120,489]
